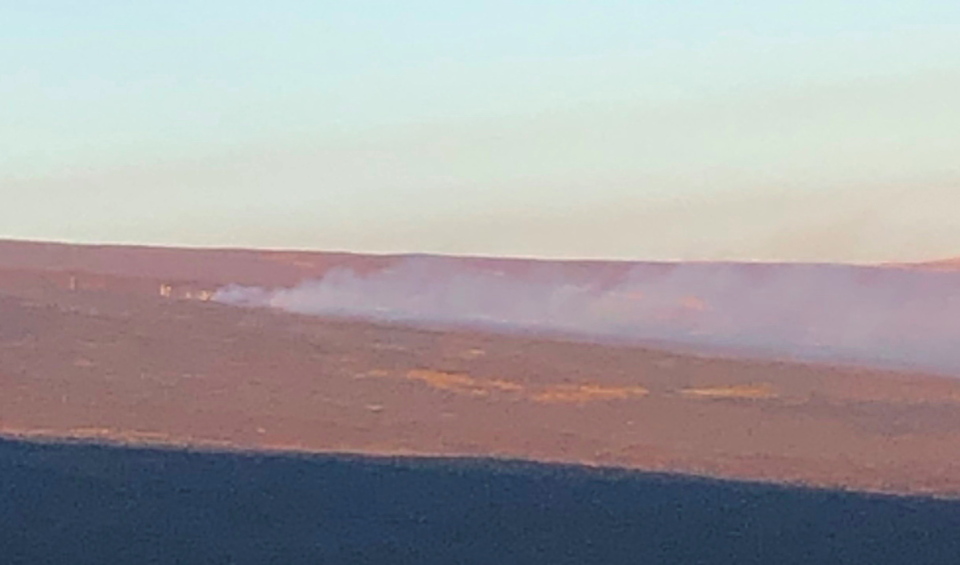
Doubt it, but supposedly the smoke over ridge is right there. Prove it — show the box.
[214,258,960,374]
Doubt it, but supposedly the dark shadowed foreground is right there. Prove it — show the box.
[2,438,960,565]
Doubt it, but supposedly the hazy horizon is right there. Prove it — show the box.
[3,235,957,266]
[3,2,958,262]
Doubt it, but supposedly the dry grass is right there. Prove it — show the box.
[405,370,517,397]
[403,370,647,405]
[532,384,649,404]
[679,384,777,400]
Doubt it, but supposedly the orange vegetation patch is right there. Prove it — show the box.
[679,384,777,400]
[407,370,481,392]
[488,379,524,392]
[386,369,648,405]
[405,370,523,397]
[532,384,649,404]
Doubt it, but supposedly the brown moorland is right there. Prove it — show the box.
[2,239,960,497]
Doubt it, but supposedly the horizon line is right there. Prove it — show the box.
[2,236,955,268]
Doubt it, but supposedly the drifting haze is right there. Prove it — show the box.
[215,259,960,374]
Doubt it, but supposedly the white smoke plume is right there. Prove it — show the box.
[214,257,960,374]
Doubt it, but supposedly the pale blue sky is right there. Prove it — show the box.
[2,1,959,261]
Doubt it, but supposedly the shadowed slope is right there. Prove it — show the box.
[4,438,960,565]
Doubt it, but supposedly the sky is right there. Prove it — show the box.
[2,1,959,262]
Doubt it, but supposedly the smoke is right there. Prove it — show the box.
[214,257,960,374]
